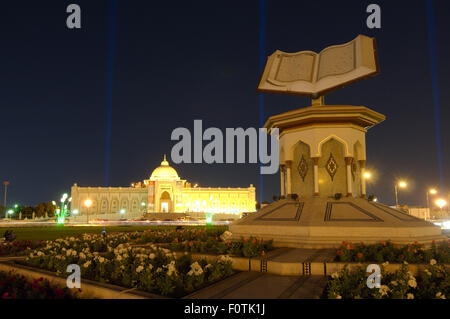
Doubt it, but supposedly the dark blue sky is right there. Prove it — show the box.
[0,0,449,207]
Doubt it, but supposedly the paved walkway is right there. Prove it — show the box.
[184,272,327,299]
[184,248,335,299]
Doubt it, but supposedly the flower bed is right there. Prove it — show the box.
[137,229,273,257]
[0,271,77,299]
[324,260,449,299]
[23,233,235,298]
[0,240,44,256]
[335,240,450,264]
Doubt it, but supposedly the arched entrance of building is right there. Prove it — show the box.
[159,191,172,212]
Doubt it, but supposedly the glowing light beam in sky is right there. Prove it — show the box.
[426,0,444,191]
[105,0,118,188]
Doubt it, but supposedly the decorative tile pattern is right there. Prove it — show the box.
[256,202,304,221]
[326,153,338,181]
[297,154,308,182]
[324,202,383,222]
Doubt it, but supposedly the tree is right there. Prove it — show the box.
[45,201,56,217]
[35,203,46,217]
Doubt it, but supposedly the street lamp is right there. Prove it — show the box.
[363,172,372,179]
[84,199,92,223]
[435,198,447,209]
[120,209,126,219]
[426,188,438,220]
[394,180,407,208]
[3,181,10,219]
[435,198,447,219]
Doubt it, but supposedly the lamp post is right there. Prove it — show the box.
[3,181,10,219]
[426,188,437,220]
[363,171,371,197]
[84,199,92,224]
[394,180,407,208]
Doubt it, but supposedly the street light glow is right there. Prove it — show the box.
[363,172,371,179]
[84,199,92,207]
[435,199,447,209]
[72,209,79,215]
[398,181,407,188]
[429,188,437,195]
[7,209,14,215]
[120,209,125,214]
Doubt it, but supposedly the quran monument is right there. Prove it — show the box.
[230,35,445,248]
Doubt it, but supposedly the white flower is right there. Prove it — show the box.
[430,259,437,265]
[219,255,232,264]
[382,261,389,267]
[136,265,144,273]
[407,293,414,299]
[83,261,91,268]
[331,272,339,279]
[220,231,233,242]
[149,253,156,259]
[390,281,398,286]
[187,262,203,276]
[403,261,408,265]
[424,269,432,276]
[408,279,417,288]
[435,292,445,299]
[379,285,390,296]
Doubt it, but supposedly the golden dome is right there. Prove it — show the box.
[150,155,180,181]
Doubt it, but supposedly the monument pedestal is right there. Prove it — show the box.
[230,105,444,248]
[230,197,445,248]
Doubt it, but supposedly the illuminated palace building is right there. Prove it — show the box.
[70,156,256,219]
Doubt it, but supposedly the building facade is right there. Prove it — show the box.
[70,156,256,219]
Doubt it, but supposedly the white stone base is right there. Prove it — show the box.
[230,198,445,248]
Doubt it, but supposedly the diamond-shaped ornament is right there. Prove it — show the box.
[326,153,338,181]
[297,154,308,182]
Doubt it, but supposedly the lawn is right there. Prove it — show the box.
[0,225,228,241]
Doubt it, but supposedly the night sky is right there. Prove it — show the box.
[1,0,449,208]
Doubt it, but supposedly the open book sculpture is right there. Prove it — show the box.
[257,35,379,98]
